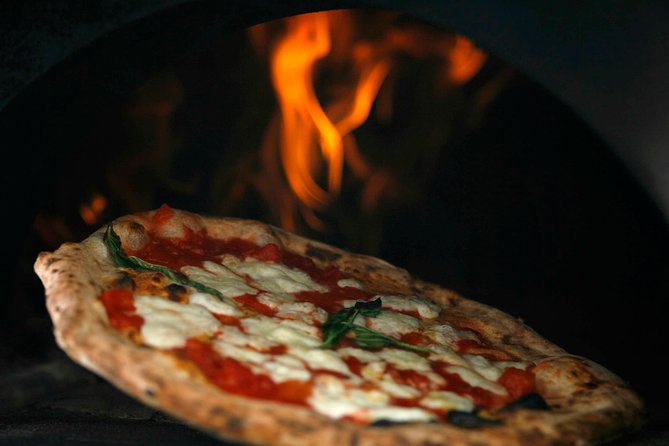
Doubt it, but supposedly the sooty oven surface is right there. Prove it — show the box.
[2,1,669,445]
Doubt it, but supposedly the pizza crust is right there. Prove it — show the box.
[34,208,645,446]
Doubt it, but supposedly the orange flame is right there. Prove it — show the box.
[270,13,389,212]
[447,35,487,85]
[79,192,108,225]
[249,11,488,232]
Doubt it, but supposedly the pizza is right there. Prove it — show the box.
[34,205,644,445]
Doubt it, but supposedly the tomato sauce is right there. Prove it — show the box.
[100,288,143,330]
[434,367,507,409]
[399,331,432,347]
[212,313,242,328]
[386,364,435,392]
[234,294,278,317]
[497,367,535,401]
[129,207,377,316]
[455,339,482,352]
[294,287,374,314]
[152,203,175,226]
[342,355,364,375]
[130,226,260,271]
[181,339,312,406]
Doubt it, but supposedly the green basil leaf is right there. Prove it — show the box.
[321,298,384,348]
[353,298,382,317]
[352,326,430,353]
[103,224,224,299]
[321,298,429,353]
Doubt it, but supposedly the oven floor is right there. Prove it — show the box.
[0,357,666,446]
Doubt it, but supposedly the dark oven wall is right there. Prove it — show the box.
[1,1,669,444]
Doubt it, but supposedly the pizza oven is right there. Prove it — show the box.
[2,1,669,444]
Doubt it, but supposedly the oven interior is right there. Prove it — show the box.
[2,2,669,444]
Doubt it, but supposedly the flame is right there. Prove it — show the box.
[79,192,108,225]
[270,12,389,212]
[447,35,487,85]
[246,11,488,232]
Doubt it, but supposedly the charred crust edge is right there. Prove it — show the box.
[305,244,342,261]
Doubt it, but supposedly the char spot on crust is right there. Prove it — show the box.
[585,382,599,389]
[167,284,188,303]
[281,419,320,433]
[151,273,163,284]
[225,415,244,432]
[118,221,150,251]
[349,431,359,446]
[209,406,229,417]
[44,256,60,267]
[144,388,156,398]
[305,244,342,261]
[113,271,136,290]
[364,264,379,272]
[128,221,145,232]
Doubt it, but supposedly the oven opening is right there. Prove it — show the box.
[2,5,668,444]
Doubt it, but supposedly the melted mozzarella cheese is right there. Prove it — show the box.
[377,348,431,372]
[181,261,256,298]
[366,406,436,423]
[189,292,242,317]
[309,375,436,423]
[360,361,387,381]
[338,347,381,363]
[428,346,470,367]
[213,340,269,364]
[212,338,311,383]
[242,317,321,348]
[446,365,508,396]
[424,323,478,346]
[308,375,388,419]
[255,292,292,309]
[364,311,421,337]
[463,354,503,381]
[217,325,278,351]
[262,355,312,382]
[289,347,352,376]
[135,295,221,349]
[376,379,422,399]
[337,278,362,289]
[378,295,441,319]
[222,256,327,294]
[420,391,474,412]
[275,301,328,325]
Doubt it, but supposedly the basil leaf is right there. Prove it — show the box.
[321,298,429,353]
[322,298,387,348]
[353,298,382,316]
[352,326,430,353]
[103,224,224,299]
[322,309,356,348]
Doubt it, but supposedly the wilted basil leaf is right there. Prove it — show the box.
[103,224,223,299]
[322,298,429,353]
